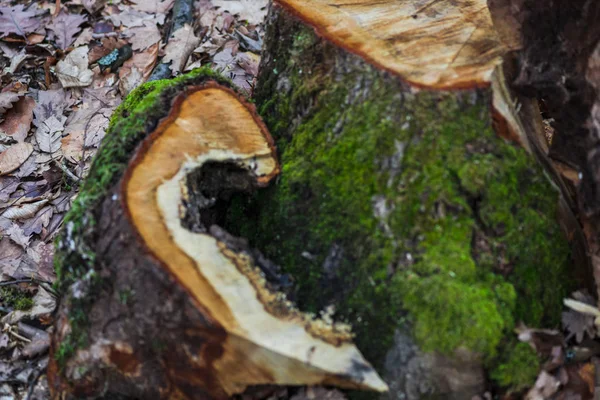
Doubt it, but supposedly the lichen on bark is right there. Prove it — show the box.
[225,7,574,394]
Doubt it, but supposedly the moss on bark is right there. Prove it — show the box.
[225,8,573,394]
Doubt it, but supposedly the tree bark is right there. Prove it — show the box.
[222,2,592,399]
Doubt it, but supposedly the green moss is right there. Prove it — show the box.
[229,16,573,388]
[0,287,33,311]
[490,342,540,391]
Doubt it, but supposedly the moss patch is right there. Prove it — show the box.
[490,341,540,391]
[0,287,33,311]
[229,17,573,394]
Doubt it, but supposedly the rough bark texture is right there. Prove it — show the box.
[222,4,588,399]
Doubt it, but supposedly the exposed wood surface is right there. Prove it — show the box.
[276,0,507,88]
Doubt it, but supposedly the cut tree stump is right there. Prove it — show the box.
[223,1,593,399]
[50,1,596,400]
[49,70,387,399]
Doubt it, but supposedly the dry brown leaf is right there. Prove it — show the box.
[48,10,87,50]
[212,0,268,25]
[2,199,49,220]
[0,96,35,142]
[109,7,164,28]
[36,115,66,153]
[163,24,201,74]
[5,50,29,74]
[0,92,21,116]
[33,89,69,128]
[6,223,31,249]
[119,42,159,95]
[0,143,33,176]
[61,130,85,163]
[0,4,42,39]
[276,0,506,88]
[21,205,53,236]
[84,113,110,147]
[73,27,93,48]
[0,238,23,278]
[82,0,108,14]
[12,157,37,178]
[55,46,94,88]
[64,88,120,149]
[126,20,161,51]
[0,177,19,202]
[130,0,174,14]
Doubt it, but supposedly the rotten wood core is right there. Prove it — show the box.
[50,82,387,399]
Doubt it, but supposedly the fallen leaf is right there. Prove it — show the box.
[163,24,201,74]
[126,20,161,51]
[0,143,33,176]
[36,115,66,153]
[33,89,69,128]
[64,88,120,149]
[12,157,37,178]
[563,290,597,343]
[525,371,560,400]
[55,46,94,88]
[0,92,21,116]
[82,0,108,14]
[5,50,30,74]
[19,323,50,358]
[212,0,269,25]
[109,8,162,28]
[0,238,23,278]
[0,177,19,202]
[0,4,42,39]
[73,27,93,48]
[84,113,110,147]
[119,42,158,95]
[130,0,175,14]
[6,223,31,249]
[48,10,87,50]
[0,42,19,57]
[2,199,49,220]
[2,286,56,325]
[28,241,55,282]
[61,130,85,163]
[21,206,53,236]
[0,96,35,142]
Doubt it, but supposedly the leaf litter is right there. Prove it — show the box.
[0,0,268,397]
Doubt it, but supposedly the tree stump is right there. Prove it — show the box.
[49,1,595,399]
[49,70,387,399]
[223,1,592,398]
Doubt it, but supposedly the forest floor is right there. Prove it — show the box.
[0,0,270,398]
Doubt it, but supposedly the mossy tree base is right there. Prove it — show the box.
[220,4,588,399]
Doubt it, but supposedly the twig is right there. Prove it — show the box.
[0,279,36,287]
[25,368,42,400]
[53,159,80,183]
